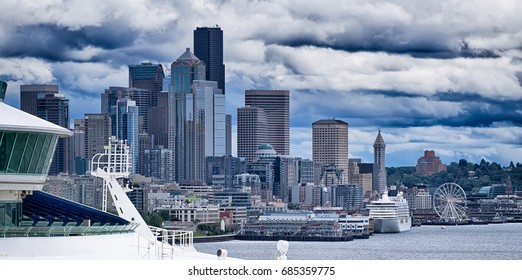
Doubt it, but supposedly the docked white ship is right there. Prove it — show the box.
[0,81,220,260]
[367,191,411,233]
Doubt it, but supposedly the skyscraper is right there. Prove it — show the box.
[111,98,139,174]
[23,89,71,175]
[129,63,167,148]
[143,146,175,182]
[84,114,111,167]
[138,132,153,175]
[312,119,349,185]
[148,91,169,148]
[237,106,268,162]
[373,130,387,194]
[128,63,165,106]
[244,89,290,156]
[169,48,205,182]
[225,114,232,156]
[20,84,59,116]
[194,26,225,94]
[183,80,224,181]
[102,87,150,133]
[73,122,86,175]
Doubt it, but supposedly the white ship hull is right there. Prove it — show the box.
[0,233,217,260]
[373,218,411,233]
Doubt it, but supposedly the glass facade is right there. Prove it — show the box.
[111,98,139,174]
[0,131,58,175]
[182,81,225,181]
[169,48,206,182]
[194,27,225,94]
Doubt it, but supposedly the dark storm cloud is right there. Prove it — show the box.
[290,87,522,129]
[270,31,458,59]
[438,100,522,127]
[262,25,508,60]
[0,23,137,62]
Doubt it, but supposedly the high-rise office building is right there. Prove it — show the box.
[373,130,387,193]
[312,119,349,185]
[143,145,175,182]
[101,87,149,133]
[73,126,86,175]
[194,26,225,94]
[237,106,267,162]
[245,90,290,156]
[35,92,71,175]
[169,48,206,182]
[128,63,165,106]
[129,63,167,149]
[148,91,169,148]
[182,80,224,181]
[84,114,111,167]
[73,118,87,174]
[111,98,139,174]
[225,114,232,156]
[139,132,153,175]
[20,84,59,116]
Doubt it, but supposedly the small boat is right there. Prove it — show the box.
[441,226,446,229]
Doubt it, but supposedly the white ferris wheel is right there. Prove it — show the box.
[433,182,467,221]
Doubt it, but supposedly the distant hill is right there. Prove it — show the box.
[387,159,522,193]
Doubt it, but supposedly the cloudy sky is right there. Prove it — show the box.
[1,0,521,167]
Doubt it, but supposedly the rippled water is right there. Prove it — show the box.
[194,223,522,260]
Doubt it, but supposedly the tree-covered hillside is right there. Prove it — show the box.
[387,159,522,194]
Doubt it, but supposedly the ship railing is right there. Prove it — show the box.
[136,226,195,260]
[0,223,139,238]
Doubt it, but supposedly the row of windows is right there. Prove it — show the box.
[0,131,58,175]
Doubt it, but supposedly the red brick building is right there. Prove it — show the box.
[416,150,447,175]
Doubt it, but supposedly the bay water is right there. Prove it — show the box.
[194,223,522,260]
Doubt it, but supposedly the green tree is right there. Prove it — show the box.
[148,211,164,228]
[157,210,170,221]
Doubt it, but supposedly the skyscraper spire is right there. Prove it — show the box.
[374,129,386,148]
[373,130,387,194]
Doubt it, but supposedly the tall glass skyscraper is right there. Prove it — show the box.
[169,48,205,182]
[102,87,150,133]
[194,26,225,94]
[111,98,139,174]
[128,63,165,107]
[186,80,224,181]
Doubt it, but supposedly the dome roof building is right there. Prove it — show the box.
[255,143,278,159]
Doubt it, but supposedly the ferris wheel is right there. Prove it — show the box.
[433,183,467,221]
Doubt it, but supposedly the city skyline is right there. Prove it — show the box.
[0,1,521,167]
